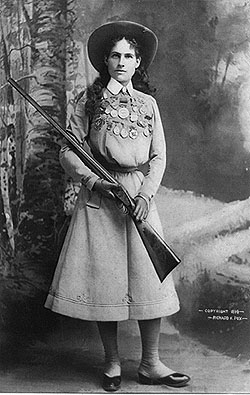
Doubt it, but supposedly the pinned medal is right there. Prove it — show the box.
[106,122,112,131]
[118,107,129,119]
[130,112,138,122]
[94,117,105,131]
[143,129,150,137]
[111,109,118,118]
[113,125,120,135]
[120,128,129,138]
[139,106,147,115]
[129,128,138,139]
[119,96,128,104]
[137,120,146,128]
[101,100,109,109]
[109,97,119,108]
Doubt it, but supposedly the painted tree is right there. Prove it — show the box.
[0,0,70,335]
[0,0,32,289]
[15,0,68,294]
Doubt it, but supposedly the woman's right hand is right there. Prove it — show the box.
[93,178,118,199]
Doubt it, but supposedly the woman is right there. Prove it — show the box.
[45,21,190,391]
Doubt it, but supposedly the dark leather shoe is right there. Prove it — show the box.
[138,372,190,388]
[102,374,121,392]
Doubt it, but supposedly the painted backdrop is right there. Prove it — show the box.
[1,0,250,373]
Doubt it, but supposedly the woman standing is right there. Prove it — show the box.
[45,21,190,391]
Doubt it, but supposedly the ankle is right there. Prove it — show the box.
[138,360,175,379]
[104,361,121,378]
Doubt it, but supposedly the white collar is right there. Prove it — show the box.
[106,78,134,96]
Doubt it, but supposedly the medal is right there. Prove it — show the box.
[106,122,112,131]
[113,125,120,135]
[118,107,129,119]
[143,129,150,137]
[111,109,118,118]
[129,128,138,139]
[120,128,129,138]
[109,97,119,108]
[137,120,146,128]
[119,96,128,104]
[94,117,105,131]
[130,112,138,122]
[101,100,109,109]
[105,107,111,114]
[139,106,147,115]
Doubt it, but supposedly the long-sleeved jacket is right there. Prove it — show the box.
[60,78,166,201]
[45,78,180,321]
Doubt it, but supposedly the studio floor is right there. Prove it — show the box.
[1,319,250,394]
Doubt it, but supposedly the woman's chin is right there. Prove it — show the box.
[112,75,129,85]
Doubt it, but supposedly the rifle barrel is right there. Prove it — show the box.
[7,77,118,185]
[7,77,181,282]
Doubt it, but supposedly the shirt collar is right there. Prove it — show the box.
[106,78,134,96]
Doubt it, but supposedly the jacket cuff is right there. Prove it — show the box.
[81,174,100,191]
[138,185,155,201]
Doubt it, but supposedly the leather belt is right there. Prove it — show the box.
[93,154,138,173]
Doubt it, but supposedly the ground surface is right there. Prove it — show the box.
[1,320,250,394]
[1,189,249,394]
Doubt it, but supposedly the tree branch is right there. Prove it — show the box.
[20,0,32,30]
[0,74,37,91]
[8,44,33,59]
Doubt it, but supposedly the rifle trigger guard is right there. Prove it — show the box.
[113,185,135,208]
[112,184,134,215]
[115,199,129,215]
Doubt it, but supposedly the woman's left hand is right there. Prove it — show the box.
[133,196,149,222]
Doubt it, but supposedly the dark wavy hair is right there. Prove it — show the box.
[84,36,156,119]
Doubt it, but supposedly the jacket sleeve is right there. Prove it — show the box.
[138,97,166,200]
[59,94,99,190]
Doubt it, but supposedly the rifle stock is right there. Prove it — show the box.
[7,77,181,282]
[134,220,180,281]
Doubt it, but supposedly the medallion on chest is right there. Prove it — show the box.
[92,94,153,140]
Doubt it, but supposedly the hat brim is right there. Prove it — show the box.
[87,21,158,72]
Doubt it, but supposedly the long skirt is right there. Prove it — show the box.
[44,170,180,321]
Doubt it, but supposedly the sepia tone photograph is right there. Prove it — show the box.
[0,0,250,393]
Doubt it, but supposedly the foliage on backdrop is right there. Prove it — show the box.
[1,0,250,335]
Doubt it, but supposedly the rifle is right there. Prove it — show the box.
[7,77,181,282]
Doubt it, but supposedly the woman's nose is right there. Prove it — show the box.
[118,55,125,66]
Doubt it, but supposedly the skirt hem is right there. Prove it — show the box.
[44,294,180,321]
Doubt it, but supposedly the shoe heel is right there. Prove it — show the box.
[138,373,154,385]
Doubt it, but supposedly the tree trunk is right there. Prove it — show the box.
[0,0,32,275]
[14,0,68,295]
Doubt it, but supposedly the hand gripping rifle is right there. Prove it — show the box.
[8,77,181,282]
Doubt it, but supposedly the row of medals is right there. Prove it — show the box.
[97,95,152,140]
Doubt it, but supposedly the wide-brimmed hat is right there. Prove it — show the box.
[87,21,158,72]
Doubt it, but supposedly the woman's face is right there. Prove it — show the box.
[106,38,141,86]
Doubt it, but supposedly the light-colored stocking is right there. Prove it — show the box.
[97,321,121,377]
[138,318,175,378]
